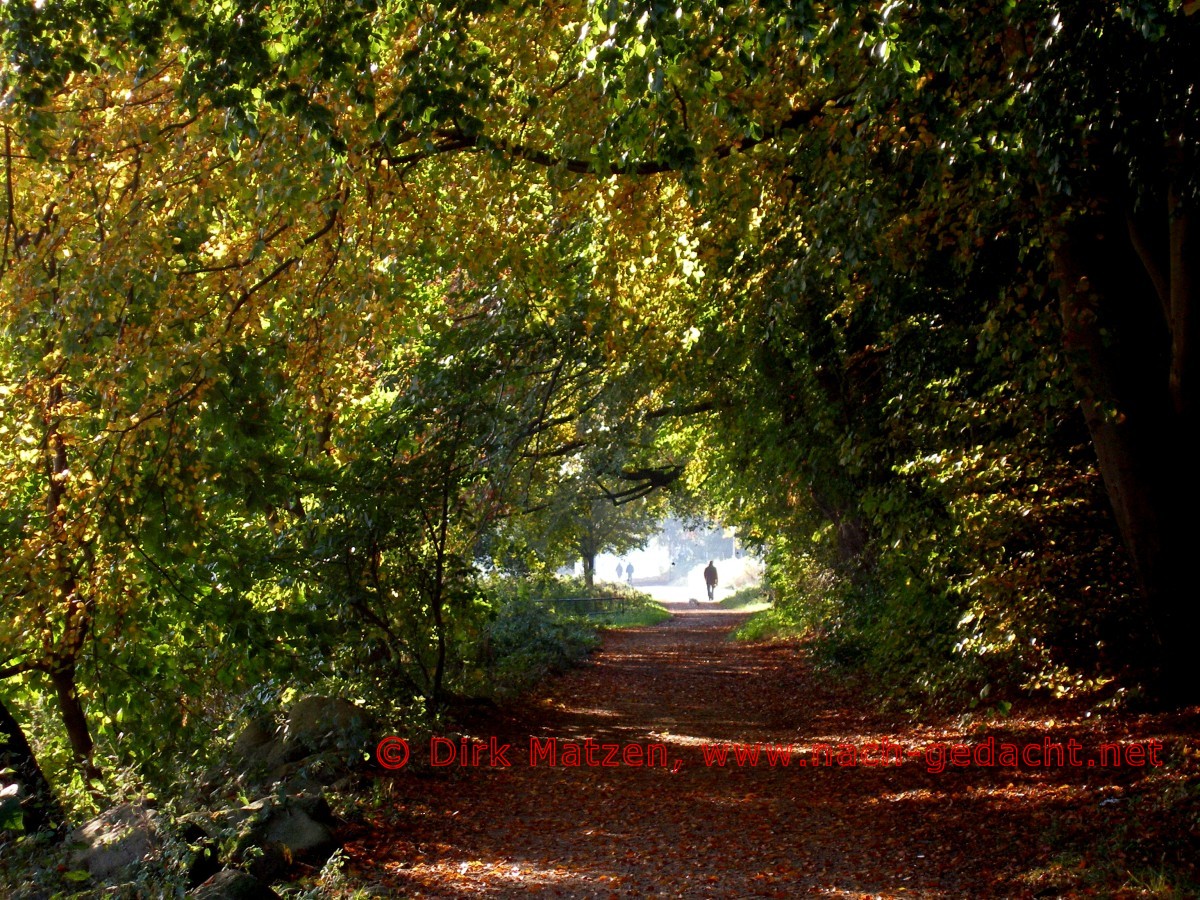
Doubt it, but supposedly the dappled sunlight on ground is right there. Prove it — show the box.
[343,606,1199,897]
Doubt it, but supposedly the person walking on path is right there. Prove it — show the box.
[703,561,718,600]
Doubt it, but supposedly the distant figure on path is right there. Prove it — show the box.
[626,563,634,585]
[704,561,718,600]
[616,562,625,581]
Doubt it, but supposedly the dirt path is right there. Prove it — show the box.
[343,603,1188,898]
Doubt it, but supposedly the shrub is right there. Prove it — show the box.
[484,597,598,695]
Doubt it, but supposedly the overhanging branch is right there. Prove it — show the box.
[596,463,686,505]
[644,400,718,421]
[381,87,858,177]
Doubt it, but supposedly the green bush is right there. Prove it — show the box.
[484,597,598,695]
[718,587,771,611]
[598,600,671,628]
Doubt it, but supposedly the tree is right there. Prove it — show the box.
[533,489,663,590]
[1030,2,1199,698]
[0,53,415,790]
[0,697,63,833]
[563,0,1198,697]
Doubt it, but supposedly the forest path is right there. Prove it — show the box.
[343,604,1124,897]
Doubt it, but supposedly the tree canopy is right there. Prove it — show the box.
[1,0,1196,832]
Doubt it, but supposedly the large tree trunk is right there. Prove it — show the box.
[1052,193,1197,702]
[0,697,65,835]
[49,663,101,782]
[808,486,869,567]
[42,380,104,777]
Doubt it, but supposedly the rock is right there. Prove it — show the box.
[190,869,280,900]
[1,782,23,833]
[268,794,337,853]
[182,821,223,887]
[231,697,376,787]
[230,793,340,882]
[70,801,159,880]
[264,804,334,856]
[233,716,277,757]
[230,715,280,783]
[277,696,376,762]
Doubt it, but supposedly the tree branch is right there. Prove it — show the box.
[2,125,16,271]
[223,188,344,332]
[644,400,718,421]
[381,87,857,176]
[0,660,40,680]
[1126,209,1171,323]
[596,463,686,505]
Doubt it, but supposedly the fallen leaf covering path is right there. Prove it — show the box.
[344,604,1198,898]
